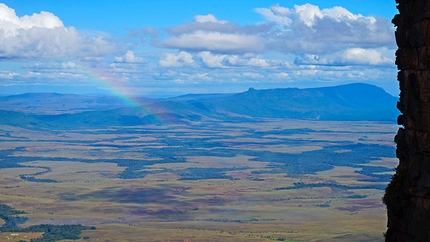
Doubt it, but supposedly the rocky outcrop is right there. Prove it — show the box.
[384,0,430,241]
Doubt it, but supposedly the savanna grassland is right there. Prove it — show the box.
[0,118,397,242]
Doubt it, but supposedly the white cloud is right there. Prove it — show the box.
[0,3,396,94]
[198,51,226,68]
[254,6,292,26]
[160,30,265,54]
[159,4,394,59]
[158,51,196,67]
[159,12,269,54]
[294,47,394,66]
[243,72,264,79]
[225,55,239,65]
[342,48,393,65]
[62,62,77,69]
[247,57,271,67]
[23,61,80,71]
[194,73,212,80]
[294,4,326,27]
[80,57,105,62]
[0,3,113,60]
[274,72,290,78]
[0,72,18,79]
[257,4,394,54]
[194,14,227,24]
[294,69,319,76]
[114,50,145,63]
[58,72,84,79]
[0,3,63,36]
[257,3,377,28]
[181,72,214,82]
[194,52,280,69]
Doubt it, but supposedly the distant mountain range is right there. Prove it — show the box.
[0,83,399,129]
[0,92,160,114]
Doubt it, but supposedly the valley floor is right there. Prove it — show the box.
[0,119,397,241]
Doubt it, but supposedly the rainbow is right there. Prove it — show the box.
[81,67,141,107]
[78,66,171,125]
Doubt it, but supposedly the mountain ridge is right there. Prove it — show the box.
[0,83,399,129]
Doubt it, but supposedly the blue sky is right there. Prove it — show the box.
[0,1,398,96]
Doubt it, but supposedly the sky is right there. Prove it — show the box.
[0,0,399,97]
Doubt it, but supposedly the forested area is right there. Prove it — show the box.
[0,203,93,241]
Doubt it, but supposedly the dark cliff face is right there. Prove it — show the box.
[384,0,430,241]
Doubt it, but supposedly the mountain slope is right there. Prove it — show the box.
[0,110,45,127]
[0,93,159,114]
[203,83,398,120]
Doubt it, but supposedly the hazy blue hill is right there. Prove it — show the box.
[35,107,184,128]
[0,83,399,128]
[314,83,394,109]
[32,101,218,128]
[167,93,233,103]
[0,110,44,127]
[0,93,159,114]
[203,83,398,121]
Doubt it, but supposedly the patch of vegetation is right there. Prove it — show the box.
[178,168,239,180]
[0,135,395,181]
[0,203,94,241]
[1,224,93,242]
[0,204,25,215]
[0,204,28,228]
[356,165,393,183]
[383,165,409,221]
[275,181,387,191]
[19,175,58,183]
[0,149,26,169]
[18,166,59,183]
[249,144,395,176]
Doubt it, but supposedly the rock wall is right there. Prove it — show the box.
[384,0,430,241]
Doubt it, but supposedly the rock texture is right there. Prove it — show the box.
[384,0,430,241]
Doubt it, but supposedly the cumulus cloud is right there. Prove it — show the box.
[0,3,113,60]
[247,57,271,67]
[243,72,264,79]
[274,72,290,79]
[192,73,212,81]
[342,48,393,65]
[294,48,394,66]
[254,7,292,26]
[158,13,268,54]
[114,50,145,63]
[0,4,63,35]
[158,51,196,67]
[158,3,394,63]
[163,51,287,69]
[194,14,227,24]
[257,4,394,54]
[62,61,77,68]
[80,57,105,62]
[198,51,226,68]
[23,61,79,71]
[193,51,280,69]
[0,72,18,79]
[256,4,378,28]
[160,31,265,54]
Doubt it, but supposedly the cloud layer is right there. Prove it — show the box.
[159,4,394,57]
[258,4,394,54]
[0,3,113,60]
[114,51,145,63]
[0,3,397,96]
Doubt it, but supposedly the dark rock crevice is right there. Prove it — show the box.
[385,0,430,241]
